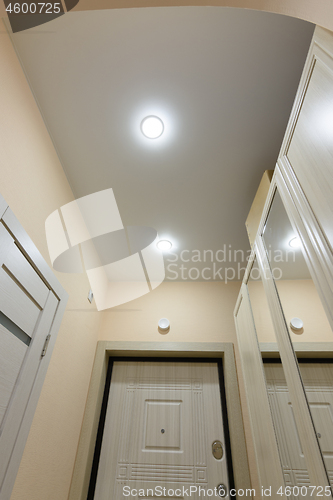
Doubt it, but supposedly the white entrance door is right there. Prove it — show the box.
[94,361,230,499]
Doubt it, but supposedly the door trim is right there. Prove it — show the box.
[260,343,333,359]
[68,341,252,500]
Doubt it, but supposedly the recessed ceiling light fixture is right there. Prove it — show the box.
[157,239,172,251]
[289,237,301,249]
[141,116,164,139]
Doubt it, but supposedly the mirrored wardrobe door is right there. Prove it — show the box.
[256,188,333,491]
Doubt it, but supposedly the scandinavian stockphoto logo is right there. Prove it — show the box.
[3,0,80,33]
[45,189,165,310]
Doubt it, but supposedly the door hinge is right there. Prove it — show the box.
[41,334,51,358]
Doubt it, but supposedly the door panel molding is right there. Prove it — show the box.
[278,26,333,258]
[68,341,252,500]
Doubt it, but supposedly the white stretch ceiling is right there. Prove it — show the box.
[8,7,314,281]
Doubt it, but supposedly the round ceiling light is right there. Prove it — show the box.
[289,237,301,249]
[141,116,164,139]
[157,240,172,251]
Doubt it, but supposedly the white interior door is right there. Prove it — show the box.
[94,361,230,499]
[0,198,68,500]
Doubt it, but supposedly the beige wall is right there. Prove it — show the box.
[99,281,239,342]
[248,279,333,343]
[0,25,102,500]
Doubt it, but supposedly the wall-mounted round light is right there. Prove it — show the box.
[157,240,172,251]
[158,318,170,332]
[289,237,301,249]
[141,116,164,139]
[290,317,303,332]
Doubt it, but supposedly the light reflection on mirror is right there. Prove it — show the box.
[262,190,332,343]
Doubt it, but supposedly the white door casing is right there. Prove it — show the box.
[94,361,230,499]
